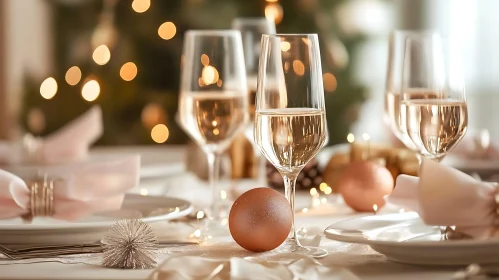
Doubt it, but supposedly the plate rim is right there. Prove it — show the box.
[324,212,499,247]
[0,193,192,231]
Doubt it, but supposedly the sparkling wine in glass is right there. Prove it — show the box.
[178,30,249,221]
[384,30,437,151]
[232,18,275,184]
[401,34,468,161]
[255,34,328,258]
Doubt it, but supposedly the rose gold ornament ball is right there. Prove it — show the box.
[338,161,394,212]
[229,188,292,252]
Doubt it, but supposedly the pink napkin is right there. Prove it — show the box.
[0,106,103,165]
[389,158,499,238]
[0,154,140,221]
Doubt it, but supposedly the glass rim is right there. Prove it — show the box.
[262,33,318,38]
[232,17,272,24]
[391,29,438,36]
[185,29,241,36]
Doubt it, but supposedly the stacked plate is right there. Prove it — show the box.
[0,146,193,246]
[324,212,499,265]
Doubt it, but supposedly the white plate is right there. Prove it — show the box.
[91,146,186,178]
[324,213,499,265]
[0,193,192,245]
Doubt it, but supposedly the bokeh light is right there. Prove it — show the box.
[131,0,150,13]
[141,103,166,128]
[92,45,111,65]
[40,77,58,99]
[201,66,219,85]
[265,3,283,24]
[280,41,291,52]
[347,133,355,143]
[158,22,176,40]
[65,66,82,86]
[201,54,210,66]
[151,124,169,143]
[323,73,337,92]
[27,108,45,133]
[292,60,305,76]
[81,79,100,102]
[120,62,138,81]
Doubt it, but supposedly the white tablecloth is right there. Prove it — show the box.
[0,147,464,279]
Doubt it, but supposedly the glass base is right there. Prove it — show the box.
[276,239,328,259]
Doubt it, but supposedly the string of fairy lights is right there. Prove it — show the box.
[36,0,336,143]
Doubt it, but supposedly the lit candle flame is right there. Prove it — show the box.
[220,190,227,200]
[319,182,328,192]
[362,133,370,141]
[373,204,378,214]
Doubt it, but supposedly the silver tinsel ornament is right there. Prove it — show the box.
[102,219,158,269]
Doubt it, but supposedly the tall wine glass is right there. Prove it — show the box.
[384,30,436,150]
[255,34,328,258]
[178,30,249,221]
[232,18,276,184]
[401,34,468,162]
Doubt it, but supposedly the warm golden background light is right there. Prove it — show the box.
[65,66,82,86]
[201,65,219,85]
[200,54,210,66]
[92,45,111,65]
[81,79,101,102]
[120,62,138,81]
[151,124,169,143]
[323,73,337,92]
[131,0,150,13]
[158,22,176,40]
[40,77,58,99]
[141,103,166,128]
[265,3,283,24]
[292,60,305,76]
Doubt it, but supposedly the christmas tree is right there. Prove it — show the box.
[22,0,366,146]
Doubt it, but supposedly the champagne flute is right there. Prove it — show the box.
[255,34,328,258]
[401,34,468,162]
[232,18,276,184]
[384,30,436,151]
[178,30,249,221]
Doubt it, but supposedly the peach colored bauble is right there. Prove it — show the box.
[229,188,292,252]
[338,161,394,212]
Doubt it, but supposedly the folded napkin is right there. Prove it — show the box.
[0,106,103,165]
[0,154,140,221]
[149,256,358,280]
[388,158,499,238]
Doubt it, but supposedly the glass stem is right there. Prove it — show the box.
[283,174,300,246]
[206,152,221,219]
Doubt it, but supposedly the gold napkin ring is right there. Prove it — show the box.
[22,176,55,222]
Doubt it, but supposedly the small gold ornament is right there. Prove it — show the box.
[102,219,158,269]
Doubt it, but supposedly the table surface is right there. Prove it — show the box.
[0,146,466,280]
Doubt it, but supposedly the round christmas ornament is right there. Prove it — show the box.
[338,160,394,212]
[229,188,292,252]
